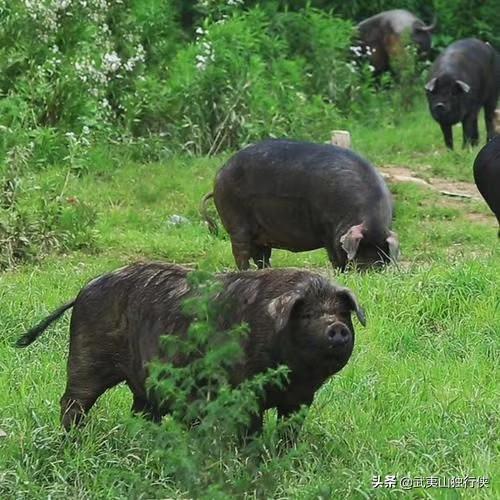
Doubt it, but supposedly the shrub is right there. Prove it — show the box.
[0,1,381,161]
[0,0,182,165]
[0,163,98,269]
[156,6,372,154]
[136,270,305,498]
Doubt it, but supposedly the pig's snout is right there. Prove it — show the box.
[433,102,451,119]
[326,322,352,347]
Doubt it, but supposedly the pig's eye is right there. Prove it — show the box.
[299,312,314,320]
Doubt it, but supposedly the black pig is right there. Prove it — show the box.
[16,262,365,433]
[473,136,500,236]
[201,139,399,270]
[357,9,435,75]
[425,38,500,149]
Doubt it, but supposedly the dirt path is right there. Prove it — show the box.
[379,165,482,200]
[379,165,495,225]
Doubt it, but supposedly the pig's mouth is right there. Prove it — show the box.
[324,342,353,362]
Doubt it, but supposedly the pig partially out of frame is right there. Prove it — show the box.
[16,262,365,434]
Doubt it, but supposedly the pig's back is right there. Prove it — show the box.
[215,139,391,232]
[473,136,500,217]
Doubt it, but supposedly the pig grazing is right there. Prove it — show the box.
[201,139,399,270]
[16,262,365,433]
[357,9,435,75]
[473,136,500,237]
[425,38,500,149]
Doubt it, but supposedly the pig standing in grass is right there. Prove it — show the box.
[201,139,399,270]
[473,136,500,237]
[357,9,435,75]
[425,38,500,149]
[16,262,365,433]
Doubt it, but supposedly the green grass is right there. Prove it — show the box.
[1,101,499,498]
[351,97,492,182]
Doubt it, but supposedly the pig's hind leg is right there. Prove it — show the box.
[462,112,479,147]
[251,245,272,269]
[130,395,162,422]
[484,98,498,140]
[229,229,253,270]
[60,350,125,430]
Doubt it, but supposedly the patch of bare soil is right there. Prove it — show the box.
[464,212,495,224]
[379,164,496,225]
[379,165,482,201]
[429,178,481,199]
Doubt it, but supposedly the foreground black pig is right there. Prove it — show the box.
[201,139,399,270]
[473,136,500,236]
[16,262,365,432]
[425,38,500,149]
[357,9,435,75]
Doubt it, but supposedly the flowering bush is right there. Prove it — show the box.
[0,0,181,163]
[0,1,376,162]
[150,5,373,154]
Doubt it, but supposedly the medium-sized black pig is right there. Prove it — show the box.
[473,136,500,237]
[201,139,399,270]
[425,38,500,149]
[16,262,365,433]
[357,9,435,75]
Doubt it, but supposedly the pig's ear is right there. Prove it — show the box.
[386,231,400,262]
[456,80,470,93]
[425,77,437,92]
[267,290,304,332]
[340,223,365,261]
[337,288,366,326]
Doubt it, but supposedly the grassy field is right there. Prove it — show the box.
[1,101,499,498]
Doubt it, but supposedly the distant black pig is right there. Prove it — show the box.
[425,38,500,149]
[16,262,365,433]
[357,9,435,75]
[473,136,500,237]
[201,139,399,270]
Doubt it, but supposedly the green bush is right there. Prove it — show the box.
[156,6,374,154]
[270,8,374,116]
[136,270,303,498]
[0,0,182,165]
[0,163,98,269]
[1,0,497,166]
[0,1,375,162]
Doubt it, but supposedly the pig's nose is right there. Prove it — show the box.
[326,322,351,346]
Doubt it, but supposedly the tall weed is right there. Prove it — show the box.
[136,270,305,498]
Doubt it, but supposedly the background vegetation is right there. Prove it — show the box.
[0,0,499,498]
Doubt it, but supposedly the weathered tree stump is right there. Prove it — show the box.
[494,109,500,134]
[331,130,352,149]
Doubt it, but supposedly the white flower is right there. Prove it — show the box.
[55,0,72,11]
[196,54,208,70]
[124,45,145,72]
[102,51,121,73]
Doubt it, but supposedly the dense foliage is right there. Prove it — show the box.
[1,0,497,164]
